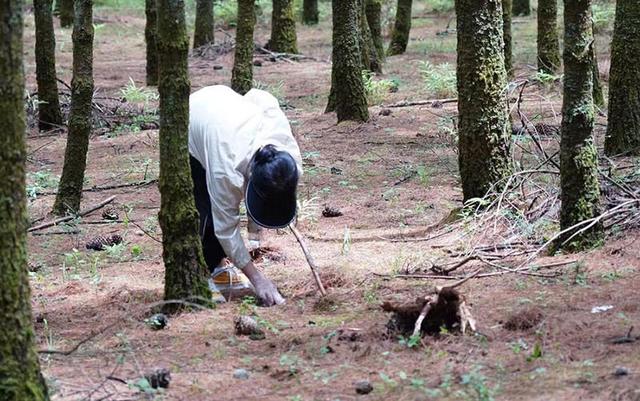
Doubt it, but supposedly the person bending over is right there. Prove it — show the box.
[188,85,302,307]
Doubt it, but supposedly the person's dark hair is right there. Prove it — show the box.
[251,145,299,198]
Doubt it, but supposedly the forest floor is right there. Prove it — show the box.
[23,3,640,401]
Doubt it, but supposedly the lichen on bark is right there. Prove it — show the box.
[456,0,512,202]
[231,0,256,94]
[53,0,94,215]
[502,0,513,77]
[302,0,318,25]
[605,0,640,155]
[157,0,211,312]
[145,0,158,86]
[387,0,412,56]
[268,0,298,53]
[537,0,561,74]
[557,0,603,251]
[193,0,214,48]
[0,1,51,399]
[35,0,63,130]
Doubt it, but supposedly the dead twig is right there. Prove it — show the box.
[289,224,327,297]
[28,195,117,232]
[387,98,457,108]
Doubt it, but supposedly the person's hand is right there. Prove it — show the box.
[242,262,285,306]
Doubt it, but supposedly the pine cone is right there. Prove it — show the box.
[322,206,343,218]
[102,207,119,221]
[85,234,123,251]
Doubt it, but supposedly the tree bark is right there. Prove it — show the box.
[537,0,561,74]
[0,1,51,399]
[502,0,513,77]
[359,0,381,73]
[53,0,94,215]
[268,0,298,53]
[387,0,412,56]
[59,0,73,27]
[512,0,530,16]
[366,0,384,63]
[302,0,318,25]
[231,0,256,94]
[591,23,605,109]
[34,0,63,130]
[145,0,158,85]
[605,0,640,155]
[157,0,211,312]
[330,0,369,122]
[456,0,512,201]
[558,0,603,251]
[193,0,214,48]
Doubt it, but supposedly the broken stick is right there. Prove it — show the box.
[289,224,327,296]
[28,195,117,232]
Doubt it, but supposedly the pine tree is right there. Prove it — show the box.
[145,0,158,86]
[591,25,605,109]
[302,0,318,25]
[0,1,51,399]
[59,0,73,27]
[268,0,298,53]
[193,0,214,48]
[359,0,381,73]
[605,0,640,155]
[34,0,63,130]
[502,0,513,77]
[512,0,530,16]
[456,0,512,201]
[231,0,256,94]
[157,0,211,311]
[53,0,94,215]
[387,0,412,56]
[537,0,560,74]
[366,0,385,63]
[558,0,603,251]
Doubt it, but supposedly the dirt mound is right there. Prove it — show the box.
[504,307,544,331]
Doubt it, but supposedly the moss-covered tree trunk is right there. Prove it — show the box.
[502,0,513,77]
[145,0,158,86]
[591,33,605,109]
[558,0,603,251]
[456,0,512,201]
[157,0,211,312]
[302,0,318,25]
[537,0,560,73]
[512,0,530,16]
[268,0,298,53]
[605,0,640,155]
[193,0,214,48]
[53,0,94,215]
[359,0,381,73]
[0,2,51,400]
[231,0,256,94]
[59,0,73,27]
[366,0,384,64]
[330,0,369,122]
[387,0,412,56]
[35,0,63,130]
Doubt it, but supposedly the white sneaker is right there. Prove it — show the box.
[209,266,255,302]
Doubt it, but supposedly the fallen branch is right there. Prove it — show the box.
[289,224,327,297]
[387,98,457,108]
[28,195,116,232]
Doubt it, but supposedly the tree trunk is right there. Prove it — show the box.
[512,0,530,16]
[605,0,640,155]
[302,0,318,25]
[145,0,158,85]
[502,0,513,77]
[0,1,51,400]
[366,0,384,63]
[359,0,381,73]
[35,0,63,130]
[387,0,412,56]
[268,0,298,53]
[558,0,603,251]
[193,0,214,48]
[537,0,561,74]
[330,0,369,122]
[59,0,73,27]
[591,29,605,109]
[157,0,211,312]
[53,0,94,215]
[231,0,256,94]
[456,0,512,201]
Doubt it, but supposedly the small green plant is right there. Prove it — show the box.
[362,70,396,105]
[398,334,422,348]
[297,195,319,224]
[532,70,562,87]
[120,77,159,104]
[460,367,496,401]
[279,353,301,375]
[104,242,127,261]
[419,61,457,98]
[26,169,59,199]
[592,2,615,34]
[526,342,543,362]
[130,244,143,259]
[426,0,454,13]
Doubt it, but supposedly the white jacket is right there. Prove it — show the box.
[188,85,303,269]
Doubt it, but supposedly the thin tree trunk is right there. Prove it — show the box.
[145,0,158,85]
[387,0,412,56]
[157,0,211,312]
[302,0,318,25]
[35,0,63,130]
[59,0,73,27]
[53,0,94,215]
[231,0,256,94]
[605,0,640,155]
[558,0,603,251]
[512,0,530,16]
[268,0,298,53]
[456,0,512,201]
[359,0,381,73]
[331,0,369,122]
[537,0,560,74]
[503,0,513,77]
[193,0,214,48]
[366,0,384,63]
[0,1,50,399]
[591,30,605,109]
